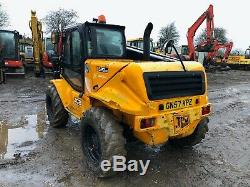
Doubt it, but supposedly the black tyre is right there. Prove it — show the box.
[46,85,69,128]
[169,117,209,148]
[80,107,126,178]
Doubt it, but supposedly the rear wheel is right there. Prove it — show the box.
[169,117,209,148]
[80,107,126,178]
[46,85,69,128]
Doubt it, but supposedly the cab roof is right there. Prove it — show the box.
[0,30,19,34]
[63,21,125,32]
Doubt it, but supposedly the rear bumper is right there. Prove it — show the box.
[5,60,23,68]
[132,103,211,145]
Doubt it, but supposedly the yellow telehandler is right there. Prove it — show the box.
[46,15,211,177]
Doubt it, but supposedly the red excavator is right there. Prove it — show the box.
[187,4,215,61]
[186,4,233,66]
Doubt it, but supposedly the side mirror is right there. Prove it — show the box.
[163,39,186,71]
[165,39,174,48]
[164,40,174,55]
[165,46,172,54]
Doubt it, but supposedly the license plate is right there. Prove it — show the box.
[164,98,194,111]
[174,115,190,133]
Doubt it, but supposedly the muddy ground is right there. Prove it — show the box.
[0,70,250,187]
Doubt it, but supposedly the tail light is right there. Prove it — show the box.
[202,105,211,115]
[140,118,155,129]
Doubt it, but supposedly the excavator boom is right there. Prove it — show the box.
[187,4,214,60]
[29,10,53,77]
[29,10,45,75]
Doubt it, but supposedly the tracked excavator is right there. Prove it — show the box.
[177,4,232,71]
[29,10,53,77]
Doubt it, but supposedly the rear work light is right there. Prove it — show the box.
[140,118,155,129]
[202,105,211,115]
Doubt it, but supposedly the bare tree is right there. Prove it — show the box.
[43,8,79,33]
[158,22,180,50]
[0,3,9,28]
[195,27,228,45]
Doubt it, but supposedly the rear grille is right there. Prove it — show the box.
[143,71,205,100]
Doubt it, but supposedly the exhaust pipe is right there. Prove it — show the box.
[143,22,153,61]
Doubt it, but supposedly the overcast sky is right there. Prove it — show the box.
[0,0,248,50]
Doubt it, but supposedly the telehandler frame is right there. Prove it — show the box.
[46,16,211,177]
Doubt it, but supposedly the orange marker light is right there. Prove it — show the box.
[98,15,106,23]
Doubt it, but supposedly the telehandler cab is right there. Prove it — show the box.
[46,15,211,177]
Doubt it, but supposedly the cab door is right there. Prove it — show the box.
[62,29,87,118]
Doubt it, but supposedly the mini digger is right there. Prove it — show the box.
[0,30,25,76]
[46,15,211,177]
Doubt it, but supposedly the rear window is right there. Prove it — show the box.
[87,27,125,58]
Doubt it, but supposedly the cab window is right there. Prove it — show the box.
[88,27,125,58]
[63,30,83,91]
[63,33,71,65]
[72,31,81,66]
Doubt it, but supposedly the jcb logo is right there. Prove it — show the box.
[176,116,189,128]
[74,97,82,106]
[97,66,109,73]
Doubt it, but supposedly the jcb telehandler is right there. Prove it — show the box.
[46,15,211,177]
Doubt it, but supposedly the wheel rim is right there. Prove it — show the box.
[84,125,101,165]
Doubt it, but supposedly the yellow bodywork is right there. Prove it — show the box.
[227,55,250,65]
[29,10,45,73]
[127,38,155,52]
[51,59,210,145]
[127,38,144,42]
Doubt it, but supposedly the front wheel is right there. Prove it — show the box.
[80,107,126,178]
[169,117,209,148]
[46,85,69,128]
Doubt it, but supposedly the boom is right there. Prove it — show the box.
[29,10,45,76]
[187,4,214,60]
[29,10,53,77]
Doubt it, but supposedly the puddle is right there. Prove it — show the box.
[0,113,47,160]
